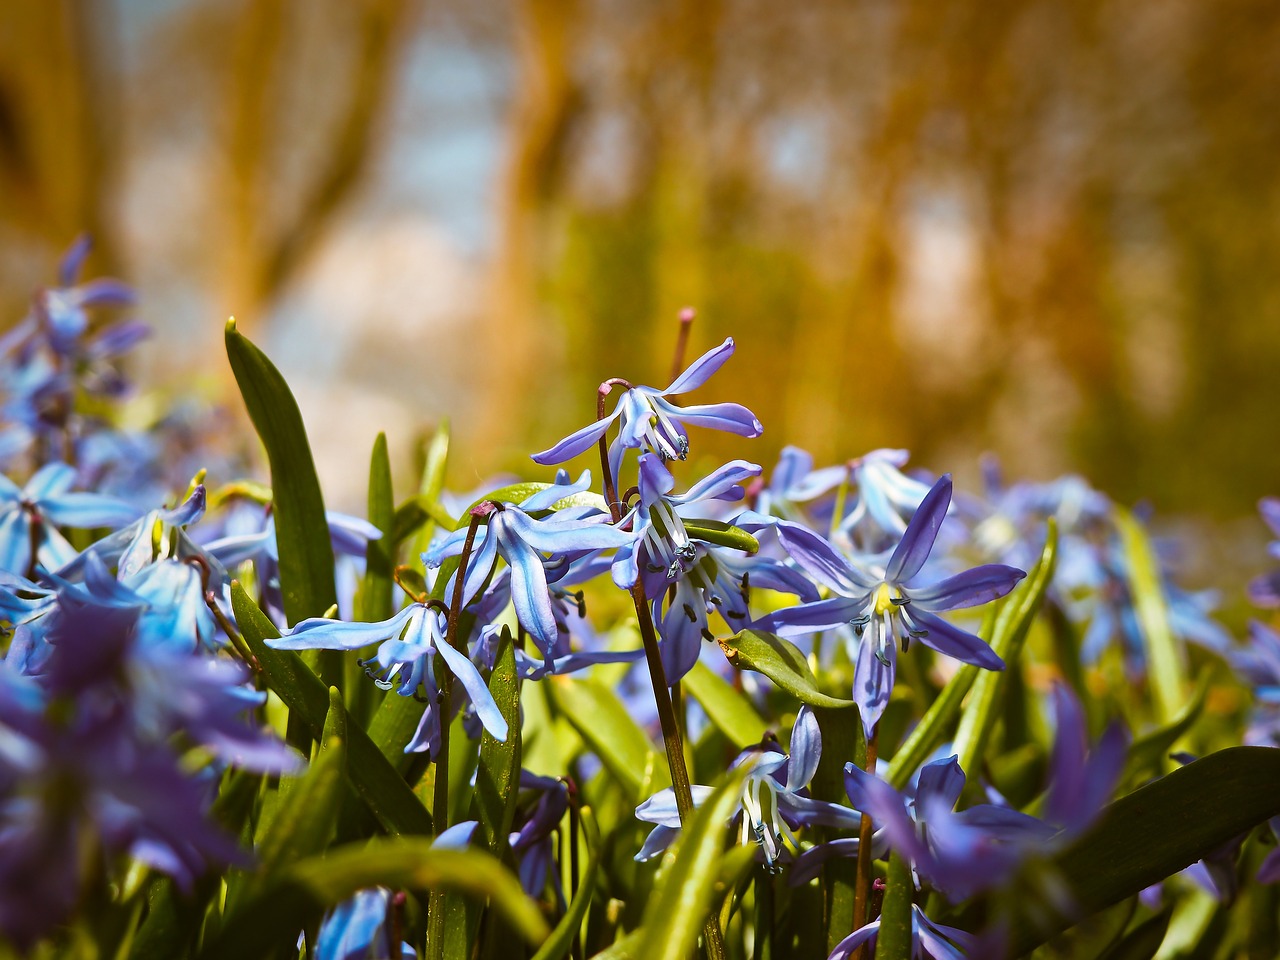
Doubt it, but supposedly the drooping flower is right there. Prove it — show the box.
[761,475,1023,736]
[635,706,861,869]
[271,601,508,756]
[826,904,977,960]
[426,472,634,659]
[530,337,763,480]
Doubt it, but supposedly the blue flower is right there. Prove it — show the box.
[530,337,763,480]
[635,706,861,869]
[426,472,634,660]
[761,475,1023,736]
[826,904,976,960]
[271,602,509,756]
[0,463,141,575]
[315,887,415,960]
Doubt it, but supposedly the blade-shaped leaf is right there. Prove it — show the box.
[1009,746,1280,953]
[224,319,336,626]
[635,765,752,960]
[548,676,669,799]
[231,582,433,836]
[1123,673,1211,787]
[682,518,759,554]
[359,432,395,623]
[682,662,768,749]
[471,627,523,856]
[198,842,550,960]
[1114,506,1187,725]
[952,521,1058,777]
[530,813,603,960]
[719,629,855,710]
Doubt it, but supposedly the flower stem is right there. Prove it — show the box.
[851,726,880,960]
[671,307,696,382]
[427,510,484,958]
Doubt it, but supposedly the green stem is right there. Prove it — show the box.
[876,850,914,960]
[851,726,880,960]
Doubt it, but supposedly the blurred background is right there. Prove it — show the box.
[1,0,1278,553]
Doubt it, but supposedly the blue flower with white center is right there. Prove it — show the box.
[530,337,763,481]
[270,601,508,757]
[426,472,635,660]
[634,707,861,871]
[761,475,1024,737]
[0,463,141,576]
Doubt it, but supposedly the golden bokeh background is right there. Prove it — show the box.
[1,0,1278,534]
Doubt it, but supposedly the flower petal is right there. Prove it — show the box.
[758,596,863,637]
[914,756,966,811]
[530,415,615,466]
[908,608,1003,670]
[786,705,822,792]
[776,521,877,594]
[663,337,735,394]
[885,474,952,583]
[908,564,1025,611]
[437,637,508,742]
[271,606,416,651]
[651,396,763,439]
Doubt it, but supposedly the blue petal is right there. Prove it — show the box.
[637,454,676,508]
[500,508,633,555]
[518,469,592,513]
[908,608,1003,670]
[676,460,762,505]
[776,521,877,595]
[662,337,735,394]
[885,474,952,583]
[915,756,966,811]
[636,786,714,827]
[634,824,681,862]
[854,623,895,737]
[530,414,616,466]
[650,396,763,438]
[24,463,77,501]
[495,524,559,655]
[760,597,864,637]
[826,922,879,960]
[786,705,822,792]
[0,511,32,575]
[437,638,508,742]
[908,564,1025,611]
[270,606,417,651]
[40,492,142,529]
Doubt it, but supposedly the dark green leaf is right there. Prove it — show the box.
[198,842,550,960]
[719,629,855,710]
[224,319,336,626]
[393,495,457,543]
[471,627,523,856]
[1009,746,1280,953]
[682,662,768,749]
[549,676,669,800]
[635,765,752,960]
[1123,673,1211,787]
[952,521,1058,776]
[683,518,759,554]
[231,582,433,836]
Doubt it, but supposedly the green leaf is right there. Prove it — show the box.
[530,813,603,960]
[1096,910,1170,960]
[548,676,669,800]
[231,582,433,836]
[1009,746,1280,953]
[393,495,458,542]
[682,518,759,554]
[635,764,752,960]
[719,629,856,710]
[359,432,395,623]
[952,521,1059,777]
[1123,673,1211,787]
[471,627,523,857]
[1114,506,1187,725]
[224,319,336,626]
[411,421,453,558]
[198,842,550,960]
[682,662,768,749]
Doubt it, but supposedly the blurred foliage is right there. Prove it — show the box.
[2,0,1279,521]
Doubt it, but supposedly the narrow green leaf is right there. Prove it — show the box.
[719,629,856,710]
[1096,911,1170,960]
[1114,506,1186,725]
[530,820,603,960]
[224,319,336,626]
[681,518,759,554]
[635,765,752,960]
[471,627,523,856]
[231,583,433,836]
[953,521,1059,777]
[411,421,453,559]
[359,432,395,623]
[393,495,458,542]
[682,662,768,749]
[876,849,914,960]
[1009,746,1280,953]
[198,842,550,960]
[549,677,669,799]
[1123,673,1211,787]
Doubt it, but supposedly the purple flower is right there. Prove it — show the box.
[761,475,1024,736]
[530,337,763,480]
[1250,498,1280,606]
